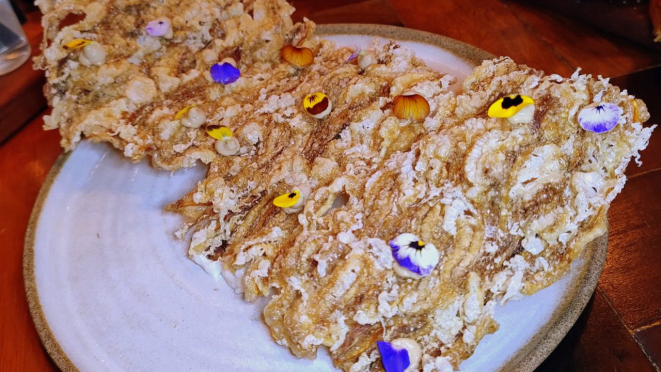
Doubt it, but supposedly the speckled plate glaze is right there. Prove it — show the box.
[24,24,607,372]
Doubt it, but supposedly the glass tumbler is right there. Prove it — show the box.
[0,0,30,75]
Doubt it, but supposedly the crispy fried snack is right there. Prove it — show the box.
[258,59,654,371]
[174,56,654,371]
[35,0,315,170]
[167,39,456,293]
[38,1,655,371]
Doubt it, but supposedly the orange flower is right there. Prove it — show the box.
[393,94,430,122]
[281,45,314,68]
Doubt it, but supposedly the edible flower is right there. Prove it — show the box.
[206,124,233,140]
[215,137,240,156]
[175,106,195,120]
[146,17,173,38]
[303,92,333,119]
[378,339,422,372]
[281,45,314,68]
[346,48,360,62]
[210,58,241,85]
[578,102,621,133]
[393,94,430,122]
[78,42,106,66]
[377,341,410,372]
[273,185,311,214]
[488,94,534,118]
[378,338,422,372]
[177,106,207,128]
[507,103,535,125]
[207,125,240,156]
[389,233,440,278]
[357,50,377,70]
[274,190,300,208]
[63,39,91,50]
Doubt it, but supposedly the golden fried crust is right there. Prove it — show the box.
[37,0,313,169]
[213,58,652,371]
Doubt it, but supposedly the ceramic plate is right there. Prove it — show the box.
[24,25,607,372]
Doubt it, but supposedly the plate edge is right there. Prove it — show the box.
[23,151,80,372]
[316,23,496,66]
[505,216,608,371]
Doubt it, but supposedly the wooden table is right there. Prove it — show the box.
[1,1,660,371]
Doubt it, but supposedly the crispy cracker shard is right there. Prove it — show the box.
[175,55,654,371]
[35,0,315,170]
[38,0,654,370]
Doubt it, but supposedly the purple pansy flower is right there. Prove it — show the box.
[389,233,440,277]
[378,341,411,372]
[346,48,361,62]
[578,102,622,133]
[210,62,241,85]
[146,17,171,37]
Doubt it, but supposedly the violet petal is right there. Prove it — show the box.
[578,103,621,133]
[146,19,169,37]
[210,62,241,85]
[393,252,433,276]
[389,233,440,278]
[346,48,360,62]
[377,341,410,372]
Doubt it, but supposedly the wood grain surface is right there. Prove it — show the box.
[1,1,660,371]
[537,290,657,372]
[0,114,60,372]
[636,323,661,369]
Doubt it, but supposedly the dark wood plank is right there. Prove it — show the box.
[304,0,402,26]
[522,0,661,52]
[635,322,661,369]
[390,0,661,77]
[291,0,401,25]
[291,0,365,20]
[611,67,661,178]
[387,0,576,75]
[600,170,661,330]
[536,290,656,372]
[0,114,61,371]
[502,0,661,77]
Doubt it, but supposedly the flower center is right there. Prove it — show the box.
[502,95,523,109]
[273,189,302,208]
[408,241,425,250]
[307,94,319,104]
